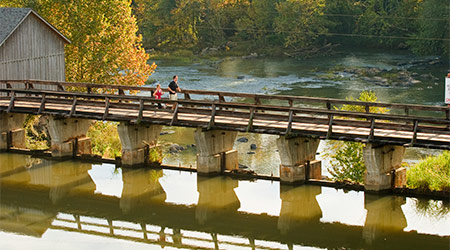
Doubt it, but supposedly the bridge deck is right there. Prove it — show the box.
[1,80,449,150]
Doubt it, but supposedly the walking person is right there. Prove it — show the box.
[153,84,164,110]
[168,75,181,109]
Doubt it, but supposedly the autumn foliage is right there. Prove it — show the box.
[1,0,156,86]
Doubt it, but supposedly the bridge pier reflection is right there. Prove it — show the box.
[278,185,322,234]
[196,176,240,224]
[363,194,407,244]
[27,160,95,204]
[120,168,166,213]
[0,113,26,150]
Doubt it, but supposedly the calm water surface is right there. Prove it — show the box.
[148,51,448,175]
[0,153,449,250]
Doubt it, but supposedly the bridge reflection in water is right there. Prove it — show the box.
[0,153,448,250]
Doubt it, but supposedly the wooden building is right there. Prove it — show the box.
[0,8,70,91]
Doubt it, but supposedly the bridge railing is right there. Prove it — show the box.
[1,79,449,121]
[1,87,449,149]
[52,213,288,250]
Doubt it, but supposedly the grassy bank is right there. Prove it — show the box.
[407,151,450,192]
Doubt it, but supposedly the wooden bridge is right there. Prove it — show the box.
[1,79,449,150]
[1,79,449,191]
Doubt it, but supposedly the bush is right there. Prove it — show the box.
[149,145,164,166]
[327,141,366,183]
[24,115,49,150]
[407,151,450,191]
[87,121,122,158]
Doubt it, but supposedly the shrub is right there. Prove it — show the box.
[87,121,122,158]
[407,151,450,191]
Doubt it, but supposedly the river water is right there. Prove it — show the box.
[148,50,448,176]
[0,153,449,250]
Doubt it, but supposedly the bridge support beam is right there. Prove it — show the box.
[117,123,162,167]
[194,128,238,175]
[277,136,321,184]
[47,116,93,158]
[363,143,406,192]
[0,113,27,150]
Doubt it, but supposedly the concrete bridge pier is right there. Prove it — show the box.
[194,128,238,175]
[363,143,406,192]
[0,113,27,150]
[47,116,93,158]
[117,123,162,167]
[277,136,321,184]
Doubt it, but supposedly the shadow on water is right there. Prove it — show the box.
[0,153,449,250]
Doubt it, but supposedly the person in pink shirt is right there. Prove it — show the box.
[153,84,164,109]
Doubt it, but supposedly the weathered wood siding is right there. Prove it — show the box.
[0,13,65,93]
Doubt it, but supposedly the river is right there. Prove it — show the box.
[0,153,449,250]
[148,50,448,176]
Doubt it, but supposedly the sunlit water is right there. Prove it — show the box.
[0,153,449,250]
[146,51,448,176]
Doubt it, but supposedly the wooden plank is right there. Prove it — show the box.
[368,118,375,142]
[103,97,110,120]
[170,103,179,126]
[218,94,225,103]
[68,96,77,117]
[37,93,46,115]
[411,120,419,146]
[207,104,216,130]
[6,91,15,113]
[246,108,255,132]
[285,110,294,135]
[326,115,333,139]
[136,99,144,123]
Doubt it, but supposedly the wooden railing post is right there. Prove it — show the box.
[103,97,110,120]
[170,103,179,126]
[6,91,15,113]
[37,93,46,115]
[326,114,333,139]
[207,104,216,130]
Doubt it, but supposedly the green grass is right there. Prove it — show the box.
[407,151,450,192]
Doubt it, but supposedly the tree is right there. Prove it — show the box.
[326,91,388,184]
[355,0,420,48]
[2,0,156,86]
[275,0,329,50]
[235,0,281,45]
[408,0,449,56]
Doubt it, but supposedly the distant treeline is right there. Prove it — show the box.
[133,0,449,56]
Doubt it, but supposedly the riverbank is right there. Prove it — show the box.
[3,147,449,200]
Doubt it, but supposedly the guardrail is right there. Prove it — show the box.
[1,87,449,150]
[1,79,449,119]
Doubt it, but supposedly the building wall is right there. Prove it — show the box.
[0,13,66,93]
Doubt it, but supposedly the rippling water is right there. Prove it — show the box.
[0,153,448,250]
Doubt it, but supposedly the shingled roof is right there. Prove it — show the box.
[0,8,70,47]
